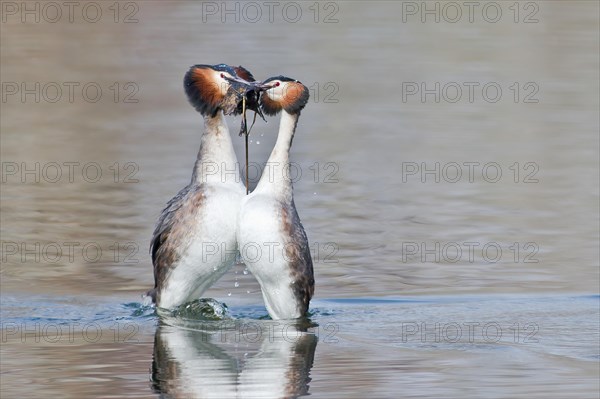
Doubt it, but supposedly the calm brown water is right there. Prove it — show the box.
[1,1,599,398]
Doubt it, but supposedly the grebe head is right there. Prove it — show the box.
[184,63,264,117]
[258,76,310,116]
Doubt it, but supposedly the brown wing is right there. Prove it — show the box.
[281,201,315,315]
[150,184,206,301]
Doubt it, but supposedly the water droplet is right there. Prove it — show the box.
[243,268,249,275]
[313,192,317,195]
[228,292,232,297]
[246,290,251,294]
[256,141,260,145]
[234,282,240,288]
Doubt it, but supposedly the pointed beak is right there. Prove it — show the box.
[221,76,266,120]
[253,81,279,90]
[224,75,276,91]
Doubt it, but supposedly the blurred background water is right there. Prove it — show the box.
[1,1,598,398]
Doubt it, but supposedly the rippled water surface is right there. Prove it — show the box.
[1,1,599,398]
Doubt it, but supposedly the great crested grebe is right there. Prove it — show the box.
[148,64,261,309]
[237,76,314,320]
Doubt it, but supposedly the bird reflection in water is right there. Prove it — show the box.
[151,319,317,398]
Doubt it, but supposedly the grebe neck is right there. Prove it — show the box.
[255,111,299,198]
[191,112,240,185]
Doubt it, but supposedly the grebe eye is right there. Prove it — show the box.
[220,73,225,78]
[275,82,280,87]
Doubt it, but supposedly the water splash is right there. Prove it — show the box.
[165,298,231,320]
